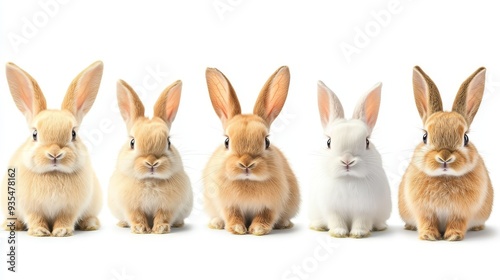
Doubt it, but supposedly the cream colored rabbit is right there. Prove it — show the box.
[108,79,193,234]
[1,61,104,237]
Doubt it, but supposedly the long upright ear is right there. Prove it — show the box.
[116,79,145,131]
[452,67,486,127]
[5,62,47,124]
[206,68,241,128]
[353,83,382,134]
[154,80,182,128]
[317,80,344,129]
[61,61,103,124]
[253,66,290,127]
[412,66,443,124]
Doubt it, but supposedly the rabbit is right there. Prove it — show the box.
[203,66,300,235]
[309,81,392,238]
[399,66,494,241]
[108,79,193,234]
[1,61,104,237]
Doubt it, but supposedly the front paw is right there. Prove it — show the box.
[152,223,171,234]
[52,227,74,237]
[444,230,465,241]
[350,228,371,238]
[28,227,51,237]
[249,223,272,236]
[419,229,442,241]
[227,223,247,235]
[329,227,349,238]
[131,224,151,234]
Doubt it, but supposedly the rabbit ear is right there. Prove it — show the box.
[253,66,290,127]
[412,66,443,124]
[5,62,47,124]
[452,67,486,127]
[353,83,382,134]
[154,80,182,128]
[61,61,103,124]
[116,79,145,131]
[206,68,241,128]
[317,80,344,129]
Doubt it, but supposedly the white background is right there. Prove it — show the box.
[1,0,499,279]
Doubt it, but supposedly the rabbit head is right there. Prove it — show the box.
[116,79,183,180]
[5,61,103,174]
[317,81,383,178]
[411,66,486,177]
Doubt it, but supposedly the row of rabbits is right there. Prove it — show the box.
[1,61,493,241]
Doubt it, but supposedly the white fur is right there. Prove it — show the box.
[310,81,391,237]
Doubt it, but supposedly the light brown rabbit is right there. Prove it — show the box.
[399,66,493,241]
[1,61,104,237]
[203,66,300,235]
[108,80,193,234]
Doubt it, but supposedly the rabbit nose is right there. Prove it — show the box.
[238,162,256,170]
[436,150,455,163]
[340,154,356,166]
[341,159,356,166]
[47,151,64,160]
[145,161,160,168]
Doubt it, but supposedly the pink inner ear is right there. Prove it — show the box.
[364,100,379,129]
[317,90,331,127]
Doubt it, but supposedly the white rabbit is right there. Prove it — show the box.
[309,81,391,238]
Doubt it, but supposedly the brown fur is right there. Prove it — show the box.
[1,61,104,236]
[108,80,193,234]
[399,66,493,241]
[204,66,300,235]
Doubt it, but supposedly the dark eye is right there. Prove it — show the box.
[72,129,77,141]
[168,137,171,149]
[224,137,229,149]
[327,138,331,149]
[130,138,135,149]
[464,134,469,146]
[366,138,370,149]
[32,129,38,141]
[423,132,428,144]
[265,137,270,149]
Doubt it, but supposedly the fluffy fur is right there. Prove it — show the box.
[108,80,193,234]
[203,66,300,235]
[1,61,104,237]
[399,66,493,241]
[309,81,391,238]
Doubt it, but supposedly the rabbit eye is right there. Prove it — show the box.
[72,129,77,141]
[327,138,331,149]
[32,129,38,141]
[168,137,171,149]
[366,138,370,149]
[265,137,270,149]
[130,138,135,149]
[224,137,229,149]
[423,132,428,144]
[464,134,469,146]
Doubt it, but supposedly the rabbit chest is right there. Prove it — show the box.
[407,170,488,216]
[218,177,289,212]
[17,168,93,219]
[135,179,180,214]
